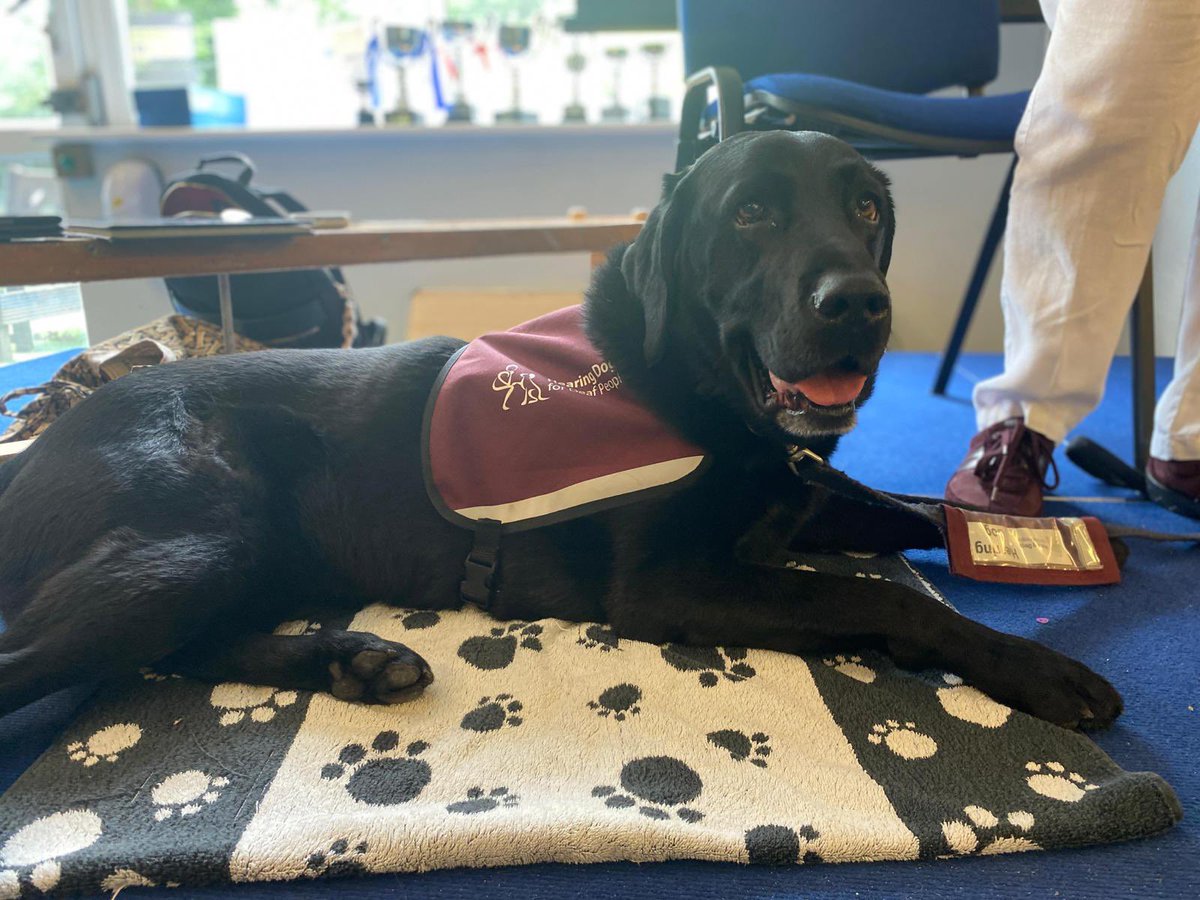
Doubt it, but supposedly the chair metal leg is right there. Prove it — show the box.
[932,155,1017,395]
[1063,254,1156,494]
[1130,253,1156,473]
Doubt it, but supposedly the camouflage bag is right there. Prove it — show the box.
[0,315,265,443]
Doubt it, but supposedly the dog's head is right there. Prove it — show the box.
[621,131,895,443]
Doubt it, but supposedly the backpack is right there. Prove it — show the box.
[160,153,386,349]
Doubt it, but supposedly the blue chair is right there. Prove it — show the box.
[678,0,1160,484]
[675,0,1027,396]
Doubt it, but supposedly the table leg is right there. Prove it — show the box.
[217,272,235,354]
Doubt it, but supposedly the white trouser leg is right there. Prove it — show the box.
[1151,194,1200,460]
[972,0,1200,446]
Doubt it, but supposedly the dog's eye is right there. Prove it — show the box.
[855,195,880,224]
[735,201,768,227]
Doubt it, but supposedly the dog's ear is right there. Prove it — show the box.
[622,170,687,364]
[874,174,896,276]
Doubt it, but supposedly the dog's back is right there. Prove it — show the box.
[0,337,463,713]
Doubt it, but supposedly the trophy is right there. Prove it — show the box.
[441,20,475,124]
[601,46,629,123]
[642,42,670,121]
[563,43,587,123]
[355,79,376,126]
[495,24,536,124]
[383,26,426,126]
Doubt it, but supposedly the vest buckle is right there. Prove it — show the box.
[460,518,502,609]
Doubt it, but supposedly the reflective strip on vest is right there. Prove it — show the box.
[423,305,707,532]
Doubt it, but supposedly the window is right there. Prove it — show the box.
[0,0,57,127]
[0,0,85,369]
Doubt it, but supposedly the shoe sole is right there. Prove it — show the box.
[1145,472,1200,521]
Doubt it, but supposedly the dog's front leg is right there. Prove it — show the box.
[771,486,946,554]
[608,562,1121,730]
[164,629,435,704]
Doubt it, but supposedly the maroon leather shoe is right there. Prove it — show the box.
[945,417,1059,517]
[1146,457,1200,520]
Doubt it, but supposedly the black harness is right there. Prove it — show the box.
[459,444,1199,610]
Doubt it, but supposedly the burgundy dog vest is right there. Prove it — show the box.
[423,305,706,535]
[422,305,707,607]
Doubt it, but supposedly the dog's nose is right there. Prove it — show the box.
[811,274,890,323]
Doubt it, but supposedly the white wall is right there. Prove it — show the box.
[59,124,675,342]
[877,22,1047,353]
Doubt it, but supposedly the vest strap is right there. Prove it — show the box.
[461,518,503,609]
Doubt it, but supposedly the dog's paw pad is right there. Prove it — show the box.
[328,642,433,705]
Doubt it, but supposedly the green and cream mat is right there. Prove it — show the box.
[0,553,1181,897]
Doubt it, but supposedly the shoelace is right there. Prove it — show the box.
[975,421,1060,502]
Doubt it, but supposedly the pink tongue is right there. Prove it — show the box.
[770,371,867,407]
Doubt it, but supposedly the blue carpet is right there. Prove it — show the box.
[1,351,1196,899]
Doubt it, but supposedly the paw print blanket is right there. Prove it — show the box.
[0,553,1181,897]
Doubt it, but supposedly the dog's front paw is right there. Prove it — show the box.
[974,639,1122,730]
[326,633,434,704]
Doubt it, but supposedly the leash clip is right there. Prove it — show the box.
[786,445,825,477]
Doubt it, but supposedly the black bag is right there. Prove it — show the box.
[160,153,386,349]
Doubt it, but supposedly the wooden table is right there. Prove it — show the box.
[0,217,644,288]
[0,215,644,454]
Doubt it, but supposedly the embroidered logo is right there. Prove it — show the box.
[492,364,548,411]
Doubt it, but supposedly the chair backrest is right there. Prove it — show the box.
[679,0,1001,94]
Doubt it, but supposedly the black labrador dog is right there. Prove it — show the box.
[0,131,1121,729]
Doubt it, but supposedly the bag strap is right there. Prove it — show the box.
[195,153,255,186]
[256,189,307,214]
[169,288,329,346]
[253,188,347,287]
[1102,523,1200,542]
